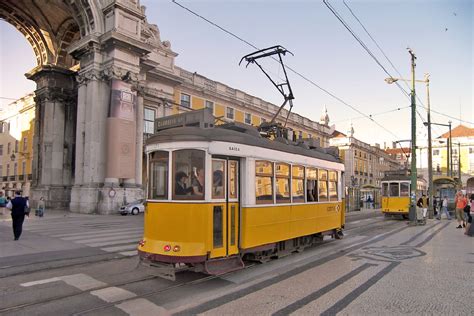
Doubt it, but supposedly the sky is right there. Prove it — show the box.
[0,0,472,147]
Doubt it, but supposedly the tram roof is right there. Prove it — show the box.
[146,125,342,163]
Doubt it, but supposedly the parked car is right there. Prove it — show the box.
[120,199,145,215]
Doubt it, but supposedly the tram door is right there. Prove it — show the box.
[210,158,240,258]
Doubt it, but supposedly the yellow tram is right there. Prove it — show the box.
[138,109,345,279]
[381,170,427,218]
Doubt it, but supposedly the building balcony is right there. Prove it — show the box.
[18,175,24,181]
[2,176,7,182]
[27,174,33,180]
[9,175,16,181]
[355,171,359,175]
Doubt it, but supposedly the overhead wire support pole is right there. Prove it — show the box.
[408,48,417,225]
[239,45,295,128]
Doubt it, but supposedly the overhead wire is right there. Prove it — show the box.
[332,105,410,124]
[171,0,407,144]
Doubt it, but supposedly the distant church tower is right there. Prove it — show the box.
[347,123,354,137]
[320,106,330,126]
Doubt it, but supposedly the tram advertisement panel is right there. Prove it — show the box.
[106,80,137,179]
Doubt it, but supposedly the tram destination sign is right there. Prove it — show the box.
[155,108,214,132]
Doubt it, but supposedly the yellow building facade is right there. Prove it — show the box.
[0,93,35,197]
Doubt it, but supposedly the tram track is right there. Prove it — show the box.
[1,215,393,314]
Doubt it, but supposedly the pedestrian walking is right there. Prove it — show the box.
[6,191,30,240]
[437,196,452,220]
[417,193,429,219]
[464,194,473,236]
[36,197,45,217]
[454,191,467,229]
[0,191,6,215]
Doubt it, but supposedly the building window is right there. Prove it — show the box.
[15,140,19,153]
[244,113,251,125]
[144,108,155,134]
[180,93,191,108]
[6,164,9,177]
[354,150,357,157]
[226,107,234,120]
[433,149,439,156]
[0,145,3,156]
[23,137,27,151]
[256,161,273,204]
[205,100,214,112]
[7,142,11,155]
[469,147,473,154]
[13,162,17,176]
[298,131,303,139]
[22,161,26,176]
[308,133,312,139]
[0,165,2,177]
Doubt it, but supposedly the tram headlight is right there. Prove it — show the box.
[138,239,146,247]
[164,245,171,252]
[173,245,181,252]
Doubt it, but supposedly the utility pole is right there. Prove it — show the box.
[458,142,461,179]
[449,121,452,177]
[408,48,417,223]
[425,74,434,219]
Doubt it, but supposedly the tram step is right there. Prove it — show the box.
[204,256,245,275]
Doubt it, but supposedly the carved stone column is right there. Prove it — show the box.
[26,65,77,209]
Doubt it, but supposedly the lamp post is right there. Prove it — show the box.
[384,49,418,223]
[386,73,433,217]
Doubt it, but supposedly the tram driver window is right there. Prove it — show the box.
[318,169,329,202]
[255,161,274,204]
[306,168,317,202]
[400,183,410,196]
[149,151,169,200]
[389,182,399,197]
[172,149,205,200]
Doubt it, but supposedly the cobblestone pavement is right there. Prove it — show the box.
[170,219,472,315]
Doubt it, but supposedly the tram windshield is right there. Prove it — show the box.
[172,149,205,200]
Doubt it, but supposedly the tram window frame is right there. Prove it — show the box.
[292,165,305,203]
[275,163,290,204]
[400,182,410,196]
[318,169,329,202]
[255,160,274,204]
[382,183,389,196]
[172,149,206,200]
[328,170,338,201]
[149,151,169,200]
[389,182,399,197]
[306,167,318,202]
[211,159,226,199]
[228,160,238,199]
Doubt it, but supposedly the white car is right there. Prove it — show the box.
[120,199,145,215]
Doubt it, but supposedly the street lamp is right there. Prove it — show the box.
[384,48,417,224]
[387,73,433,218]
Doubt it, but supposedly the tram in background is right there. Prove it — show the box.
[433,177,458,211]
[138,109,345,280]
[381,169,427,219]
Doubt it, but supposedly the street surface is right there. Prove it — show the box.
[0,209,472,315]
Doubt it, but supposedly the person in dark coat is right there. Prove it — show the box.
[6,191,29,240]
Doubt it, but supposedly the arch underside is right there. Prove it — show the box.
[0,0,100,68]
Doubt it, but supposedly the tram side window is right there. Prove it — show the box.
[306,168,317,202]
[389,182,399,197]
[173,149,205,200]
[382,183,389,196]
[149,151,169,200]
[292,165,305,203]
[318,169,329,201]
[212,160,225,199]
[400,183,410,196]
[328,171,338,201]
[256,161,274,204]
[276,163,290,203]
